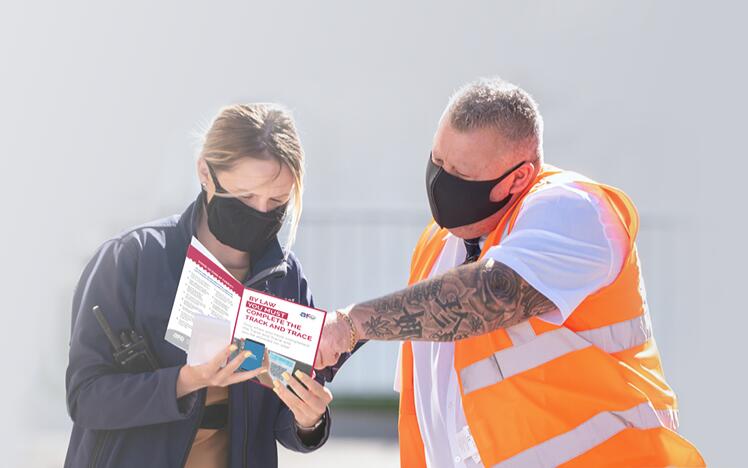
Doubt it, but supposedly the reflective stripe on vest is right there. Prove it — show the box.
[460,313,653,396]
[494,402,678,468]
[460,327,591,395]
[576,313,653,354]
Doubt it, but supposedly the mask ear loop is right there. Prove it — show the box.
[205,162,228,194]
[485,159,534,204]
[496,159,530,184]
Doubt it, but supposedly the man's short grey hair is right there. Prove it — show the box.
[445,77,544,158]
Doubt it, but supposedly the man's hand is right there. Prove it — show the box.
[176,344,267,398]
[314,310,355,370]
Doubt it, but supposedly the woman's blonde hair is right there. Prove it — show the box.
[199,103,304,248]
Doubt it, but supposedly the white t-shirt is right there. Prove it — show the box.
[401,181,629,468]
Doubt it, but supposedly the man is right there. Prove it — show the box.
[317,78,705,467]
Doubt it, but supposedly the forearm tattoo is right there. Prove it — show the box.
[352,258,558,342]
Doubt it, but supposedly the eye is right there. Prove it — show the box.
[269,198,288,208]
[241,194,255,201]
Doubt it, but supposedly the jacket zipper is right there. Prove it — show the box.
[242,382,249,468]
[88,430,110,468]
[179,389,207,468]
[211,265,281,467]
[239,275,279,467]
[225,384,245,468]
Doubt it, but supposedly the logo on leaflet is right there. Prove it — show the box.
[299,311,316,320]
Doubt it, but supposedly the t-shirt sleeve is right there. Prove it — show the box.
[484,183,629,325]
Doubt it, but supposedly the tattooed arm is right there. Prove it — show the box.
[314,257,558,368]
[349,258,557,342]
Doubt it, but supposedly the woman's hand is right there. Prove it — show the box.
[272,370,333,429]
[176,344,267,398]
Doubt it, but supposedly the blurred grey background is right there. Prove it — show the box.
[1,0,746,466]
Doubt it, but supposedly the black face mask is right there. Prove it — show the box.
[426,154,525,229]
[203,163,287,256]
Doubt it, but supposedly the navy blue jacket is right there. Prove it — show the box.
[65,194,330,468]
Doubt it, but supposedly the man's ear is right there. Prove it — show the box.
[489,179,509,202]
[507,161,536,194]
[488,161,536,202]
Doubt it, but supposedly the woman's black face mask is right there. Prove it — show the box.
[426,153,525,229]
[203,163,287,257]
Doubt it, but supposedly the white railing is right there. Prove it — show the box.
[293,209,430,397]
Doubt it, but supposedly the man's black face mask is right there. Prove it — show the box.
[425,153,525,229]
[203,163,287,257]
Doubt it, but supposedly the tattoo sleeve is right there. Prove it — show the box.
[350,258,558,342]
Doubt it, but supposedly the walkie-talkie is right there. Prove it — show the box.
[92,305,160,373]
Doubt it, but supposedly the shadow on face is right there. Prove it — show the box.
[198,156,295,213]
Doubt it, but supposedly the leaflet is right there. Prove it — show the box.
[165,237,326,386]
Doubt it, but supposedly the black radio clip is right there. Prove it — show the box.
[92,305,159,373]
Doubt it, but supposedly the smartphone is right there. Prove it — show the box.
[239,339,266,371]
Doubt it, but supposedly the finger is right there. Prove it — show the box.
[293,370,333,404]
[206,344,235,372]
[273,379,315,420]
[302,385,332,416]
[223,366,268,386]
[282,372,321,409]
[285,379,325,417]
[214,350,252,383]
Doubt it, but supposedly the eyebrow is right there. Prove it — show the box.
[232,190,289,199]
[227,184,291,199]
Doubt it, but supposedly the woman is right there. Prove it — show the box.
[64,104,333,467]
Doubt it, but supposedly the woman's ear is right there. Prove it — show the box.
[197,158,210,189]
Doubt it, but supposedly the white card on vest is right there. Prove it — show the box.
[456,425,482,464]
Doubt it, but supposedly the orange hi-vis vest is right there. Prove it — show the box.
[398,166,704,467]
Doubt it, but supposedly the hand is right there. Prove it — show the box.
[314,309,355,369]
[176,344,267,398]
[272,370,333,429]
